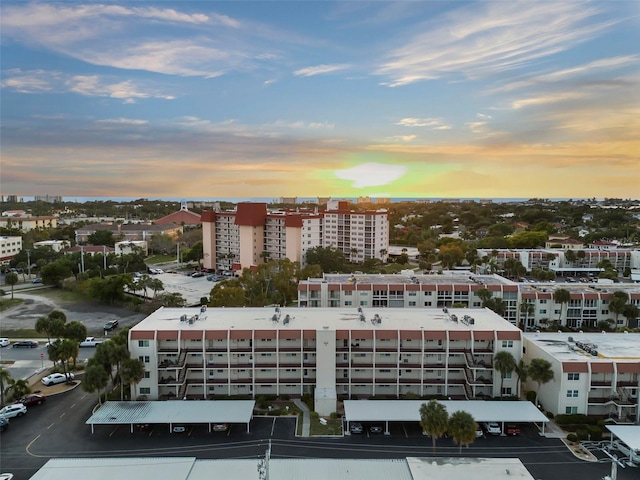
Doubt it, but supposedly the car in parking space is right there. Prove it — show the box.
[212,423,229,432]
[15,394,46,407]
[0,416,8,432]
[482,422,502,435]
[0,404,27,419]
[349,422,363,434]
[172,425,186,433]
[191,271,205,278]
[12,340,38,348]
[0,338,9,348]
[369,425,383,434]
[103,319,119,331]
[505,424,521,436]
[41,372,74,386]
[31,278,43,284]
[476,425,484,438]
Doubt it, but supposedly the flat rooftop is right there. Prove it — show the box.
[131,307,521,333]
[309,273,514,286]
[523,332,640,361]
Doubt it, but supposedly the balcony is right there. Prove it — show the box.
[205,347,228,353]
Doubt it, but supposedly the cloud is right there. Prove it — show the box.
[396,117,450,130]
[335,163,407,188]
[388,135,417,142]
[476,113,492,119]
[294,64,350,77]
[66,75,175,101]
[96,118,149,125]
[511,92,587,109]
[0,69,58,93]
[376,2,613,86]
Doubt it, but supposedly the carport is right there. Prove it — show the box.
[607,425,640,464]
[343,400,549,435]
[86,400,255,434]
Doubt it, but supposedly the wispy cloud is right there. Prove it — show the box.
[396,117,451,130]
[376,2,613,86]
[511,92,588,109]
[294,64,350,77]
[96,118,149,126]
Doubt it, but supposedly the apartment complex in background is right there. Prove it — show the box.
[0,214,57,232]
[75,222,182,244]
[522,332,640,422]
[297,272,640,329]
[128,306,521,415]
[0,236,23,264]
[200,201,389,273]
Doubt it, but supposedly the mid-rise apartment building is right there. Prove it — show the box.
[128,306,522,414]
[298,273,640,329]
[0,236,23,264]
[0,215,57,232]
[200,202,389,273]
[522,332,640,422]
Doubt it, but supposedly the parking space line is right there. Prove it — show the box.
[227,426,232,437]
[47,423,55,430]
[109,427,118,437]
[59,412,65,418]
[70,403,76,409]
[270,417,277,437]
[403,423,408,438]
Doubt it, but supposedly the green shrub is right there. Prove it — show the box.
[546,411,554,419]
[310,411,319,419]
[567,433,578,442]
[280,394,290,401]
[526,391,536,403]
[576,429,588,441]
[330,412,338,419]
[586,425,603,441]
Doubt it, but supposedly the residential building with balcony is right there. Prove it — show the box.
[522,332,640,423]
[128,306,522,415]
[0,236,22,264]
[0,215,57,232]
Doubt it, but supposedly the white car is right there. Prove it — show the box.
[0,338,9,347]
[41,372,74,386]
[0,404,27,418]
[483,422,502,435]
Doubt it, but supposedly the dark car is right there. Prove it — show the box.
[31,278,43,284]
[103,320,119,331]
[12,340,38,348]
[369,425,383,434]
[16,394,46,407]
[350,422,363,434]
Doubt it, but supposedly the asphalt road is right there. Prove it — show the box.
[2,384,636,480]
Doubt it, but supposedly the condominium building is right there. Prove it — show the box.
[0,215,57,232]
[297,273,640,329]
[200,202,389,273]
[128,306,522,415]
[0,236,22,264]
[522,332,640,422]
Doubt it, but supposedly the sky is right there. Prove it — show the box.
[1,1,639,200]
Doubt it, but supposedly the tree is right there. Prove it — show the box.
[419,400,449,453]
[120,358,146,400]
[609,291,629,330]
[87,229,116,247]
[494,351,517,396]
[515,359,529,397]
[528,358,554,406]
[447,410,477,454]
[553,288,571,325]
[477,288,492,307]
[35,310,67,345]
[41,261,73,287]
[83,363,110,405]
[146,277,164,298]
[5,378,31,402]
[304,246,347,274]
[4,272,18,299]
[519,301,535,330]
[622,304,639,329]
[63,321,86,368]
[49,339,77,381]
[0,367,12,407]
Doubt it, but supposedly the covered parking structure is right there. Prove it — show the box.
[607,425,640,465]
[86,400,255,434]
[343,400,549,435]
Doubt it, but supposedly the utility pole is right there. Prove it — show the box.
[26,249,31,279]
[80,245,85,274]
[103,245,107,270]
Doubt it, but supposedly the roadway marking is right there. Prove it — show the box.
[47,423,55,430]
[403,423,408,438]
[270,418,277,437]
[59,412,65,418]
[70,403,76,409]
[26,434,47,458]
[227,426,232,437]
[109,427,118,437]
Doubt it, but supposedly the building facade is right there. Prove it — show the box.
[128,307,522,414]
[0,236,23,264]
[522,332,640,422]
[200,202,388,273]
[0,215,57,232]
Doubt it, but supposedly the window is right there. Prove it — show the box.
[501,340,514,348]
[144,372,150,379]
[501,387,512,395]
[565,406,578,414]
[138,356,150,363]
[138,340,150,347]
[139,387,151,395]
[566,390,579,398]
[568,373,580,380]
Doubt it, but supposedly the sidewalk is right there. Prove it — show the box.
[293,398,310,437]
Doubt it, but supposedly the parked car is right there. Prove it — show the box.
[103,320,119,331]
[0,416,8,432]
[212,423,229,432]
[172,425,186,433]
[0,338,9,348]
[79,337,102,347]
[476,425,485,438]
[12,340,38,348]
[16,394,46,407]
[0,404,27,418]
[350,422,363,434]
[369,425,383,434]
[482,422,502,435]
[31,278,43,284]
[191,271,205,278]
[41,372,74,386]
[505,424,521,436]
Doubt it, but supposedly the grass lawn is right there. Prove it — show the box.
[0,328,41,339]
[309,417,343,436]
[0,298,24,312]
[27,288,88,305]
[146,255,176,264]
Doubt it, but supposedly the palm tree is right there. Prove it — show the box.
[350,247,359,263]
[5,272,18,299]
[553,288,571,325]
[447,410,477,454]
[0,367,12,407]
[519,301,535,330]
[529,358,554,406]
[6,378,31,402]
[120,358,146,401]
[609,291,629,330]
[419,400,449,453]
[494,351,517,397]
[515,359,529,398]
[83,364,110,405]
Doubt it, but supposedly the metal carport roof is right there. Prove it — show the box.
[85,400,255,433]
[607,425,640,450]
[344,400,549,424]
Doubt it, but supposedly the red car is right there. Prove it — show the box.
[16,394,46,407]
[505,424,521,436]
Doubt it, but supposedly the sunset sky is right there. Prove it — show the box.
[1,1,638,200]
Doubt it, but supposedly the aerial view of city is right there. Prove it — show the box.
[1,1,638,479]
